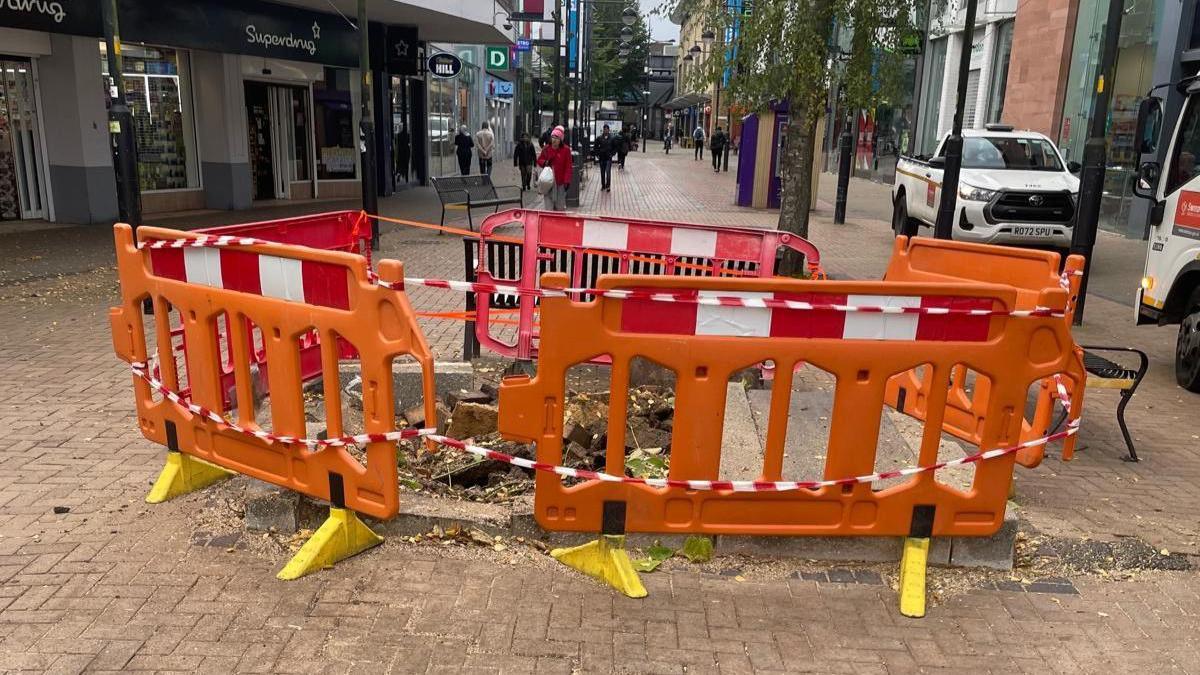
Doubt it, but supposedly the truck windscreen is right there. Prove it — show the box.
[961,137,1064,171]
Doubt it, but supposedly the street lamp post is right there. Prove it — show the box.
[100,0,141,230]
[357,0,379,249]
[643,64,650,152]
[932,0,979,240]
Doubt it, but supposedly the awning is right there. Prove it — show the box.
[664,92,710,111]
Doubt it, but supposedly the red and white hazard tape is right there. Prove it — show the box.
[139,234,273,250]
[128,359,1080,493]
[136,234,1069,320]
[129,361,430,450]
[429,422,1079,492]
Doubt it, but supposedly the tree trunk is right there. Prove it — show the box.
[775,104,819,275]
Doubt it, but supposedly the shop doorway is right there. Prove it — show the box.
[0,57,47,221]
[244,81,312,201]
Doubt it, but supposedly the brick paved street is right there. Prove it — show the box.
[1,144,1199,673]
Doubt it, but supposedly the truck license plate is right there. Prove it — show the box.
[1013,226,1053,237]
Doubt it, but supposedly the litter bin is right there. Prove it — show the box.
[567,151,582,207]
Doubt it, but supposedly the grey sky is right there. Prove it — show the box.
[640,0,677,42]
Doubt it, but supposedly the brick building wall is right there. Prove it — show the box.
[1003,0,1078,136]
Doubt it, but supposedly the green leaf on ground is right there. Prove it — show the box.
[632,541,675,572]
[681,536,714,563]
[625,451,669,479]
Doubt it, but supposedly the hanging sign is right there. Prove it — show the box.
[486,45,510,71]
[428,53,463,78]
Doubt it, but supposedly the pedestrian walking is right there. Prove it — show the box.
[514,132,537,191]
[454,125,474,176]
[475,122,495,175]
[710,126,727,173]
[593,124,616,191]
[394,124,410,184]
[615,128,629,171]
[693,125,706,160]
[663,124,673,154]
[537,126,573,211]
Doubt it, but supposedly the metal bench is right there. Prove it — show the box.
[431,175,522,231]
[1066,346,1149,462]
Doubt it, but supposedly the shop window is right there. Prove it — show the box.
[314,67,357,180]
[986,21,1014,125]
[100,43,199,191]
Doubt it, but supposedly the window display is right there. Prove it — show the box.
[314,67,356,180]
[100,43,199,191]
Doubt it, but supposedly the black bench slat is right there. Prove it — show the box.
[1083,352,1139,380]
[431,175,522,230]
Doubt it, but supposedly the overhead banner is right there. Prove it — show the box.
[567,0,578,73]
[511,0,551,22]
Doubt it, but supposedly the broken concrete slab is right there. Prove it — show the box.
[375,493,511,538]
[339,360,473,411]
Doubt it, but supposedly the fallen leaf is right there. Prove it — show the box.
[682,536,714,563]
[734,575,746,582]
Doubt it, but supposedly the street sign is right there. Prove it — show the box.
[516,38,532,52]
[495,81,515,98]
[428,53,462,78]
[486,46,509,71]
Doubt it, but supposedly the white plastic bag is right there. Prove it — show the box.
[536,166,555,195]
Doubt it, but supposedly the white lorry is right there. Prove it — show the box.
[891,124,1081,250]
[1131,80,1200,391]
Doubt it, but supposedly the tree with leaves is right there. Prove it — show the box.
[659,0,920,269]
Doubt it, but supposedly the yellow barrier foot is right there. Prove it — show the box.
[277,507,383,581]
[550,535,648,598]
[898,536,930,618]
[145,451,235,504]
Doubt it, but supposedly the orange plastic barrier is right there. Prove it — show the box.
[881,237,1086,465]
[109,224,435,519]
[499,260,1079,538]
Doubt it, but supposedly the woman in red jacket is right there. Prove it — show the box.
[536,126,573,211]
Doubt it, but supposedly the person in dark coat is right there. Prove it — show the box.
[614,129,629,170]
[514,132,538,191]
[453,125,474,175]
[710,126,728,173]
[394,124,411,184]
[593,124,616,191]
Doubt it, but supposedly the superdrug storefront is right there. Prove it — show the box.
[0,0,422,223]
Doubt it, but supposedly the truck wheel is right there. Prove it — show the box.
[891,197,910,235]
[1177,288,1200,392]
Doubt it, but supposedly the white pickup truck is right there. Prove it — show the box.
[891,124,1081,249]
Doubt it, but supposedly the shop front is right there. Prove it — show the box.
[0,0,376,222]
[427,45,482,178]
[1058,0,1162,237]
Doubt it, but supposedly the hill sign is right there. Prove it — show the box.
[428,53,462,78]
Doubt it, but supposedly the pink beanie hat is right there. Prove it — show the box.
[551,127,565,140]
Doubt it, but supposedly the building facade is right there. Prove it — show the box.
[913,0,1018,156]
[0,0,510,224]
